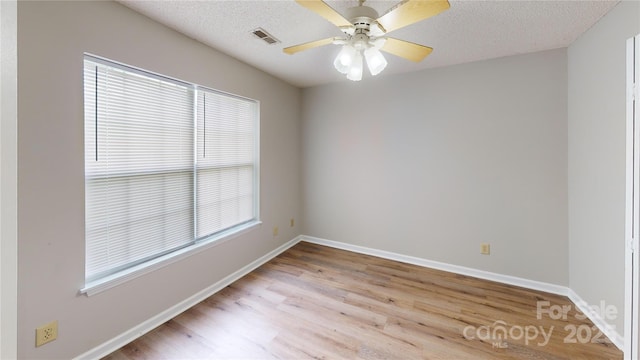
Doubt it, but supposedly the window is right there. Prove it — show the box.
[83,55,259,286]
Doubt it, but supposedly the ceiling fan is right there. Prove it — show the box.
[284,0,450,81]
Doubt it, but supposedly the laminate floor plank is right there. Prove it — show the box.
[103,242,623,359]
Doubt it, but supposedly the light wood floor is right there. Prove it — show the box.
[104,242,622,359]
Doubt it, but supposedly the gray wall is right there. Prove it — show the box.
[16,1,301,358]
[568,0,640,336]
[302,49,569,285]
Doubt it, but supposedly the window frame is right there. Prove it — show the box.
[81,54,261,296]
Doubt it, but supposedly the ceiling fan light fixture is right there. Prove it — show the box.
[364,47,387,76]
[346,51,364,81]
[334,45,356,74]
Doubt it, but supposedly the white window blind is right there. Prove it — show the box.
[84,56,259,283]
[196,90,257,238]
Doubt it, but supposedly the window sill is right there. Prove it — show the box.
[80,220,262,296]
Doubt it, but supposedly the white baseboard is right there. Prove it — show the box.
[301,235,568,296]
[73,236,302,360]
[74,234,624,358]
[567,288,624,350]
[301,235,624,351]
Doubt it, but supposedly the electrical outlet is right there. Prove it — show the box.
[273,226,278,236]
[35,320,58,347]
[481,243,490,255]
[290,218,295,227]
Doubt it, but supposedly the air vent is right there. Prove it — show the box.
[251,28,280,45]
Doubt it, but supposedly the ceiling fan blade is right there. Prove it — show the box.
[376,0,450,33]
[380,38,433,62]
[283,37,339,55]
[295,0,353,28]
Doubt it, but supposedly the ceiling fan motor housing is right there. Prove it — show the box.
[345,6,380,34]
[343,5,379,23]
[342,5,383,50]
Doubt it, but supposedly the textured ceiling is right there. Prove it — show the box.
[118,0,619,88]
